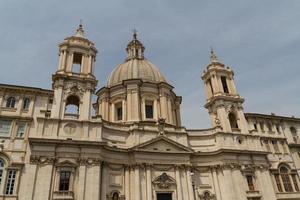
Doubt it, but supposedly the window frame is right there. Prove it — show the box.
[5,97,16,109]
[22,97,30,110]
[5,169,17,195]
[145,100,154,119]
[16,121,27,138]
[59,170,71,191]
[114,102,123,121]
[0,120,12,137]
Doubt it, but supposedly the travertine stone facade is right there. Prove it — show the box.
[0,25,299,200]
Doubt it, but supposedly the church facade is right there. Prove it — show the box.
[0,25,299,200]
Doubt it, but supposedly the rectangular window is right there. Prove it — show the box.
[264,140,270,152]
[5,170,16,195]
[281,141,288,154]
[246,175,255,191]
[267,122,273,132]
[16,122,26,138]
[260,122,265,132]
[0,120,12,136]
[276,125,281,133]
[59,171,71,191]
[145,101,154,119]
[272,140,280,153]
[72,53,83,73]
[274,174,283,192]
[115,103,123,121]
[292,175,299,192]
[253,123,257,130]
[221,76,229,93]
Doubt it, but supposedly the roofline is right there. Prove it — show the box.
[245,112,300,122]
[0,83,53,94]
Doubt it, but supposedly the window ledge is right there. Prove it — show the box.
[1,107,17,112]
[246,190,261,198]
[0,194,18,197]
[53,191,74,200]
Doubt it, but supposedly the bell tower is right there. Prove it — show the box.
[51,23,98,120]
[201,49,248,133]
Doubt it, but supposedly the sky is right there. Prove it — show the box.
[0,0,299,128]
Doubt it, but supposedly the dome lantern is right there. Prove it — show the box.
[126,30,145,61]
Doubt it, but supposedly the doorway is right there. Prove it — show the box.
[157,193,172,200]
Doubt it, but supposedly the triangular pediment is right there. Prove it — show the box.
[131,136,193,153]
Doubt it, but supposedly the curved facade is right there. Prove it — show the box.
[0,25,299,200]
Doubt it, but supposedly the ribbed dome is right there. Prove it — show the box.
[107,32,167,87]
[107,59,167,87]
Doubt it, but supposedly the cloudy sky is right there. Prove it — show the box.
[0,1,299,128]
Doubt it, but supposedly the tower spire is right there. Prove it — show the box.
[210,47,218,63]
[75,20,85,38]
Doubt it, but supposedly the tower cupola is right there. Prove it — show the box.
[201,49,248,133]
[51,24,98,120]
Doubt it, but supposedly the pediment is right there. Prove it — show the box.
[131,136,193,153]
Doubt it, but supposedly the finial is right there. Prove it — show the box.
[132,29,138,40]
[75,20,85,38]
[210,47,218,63]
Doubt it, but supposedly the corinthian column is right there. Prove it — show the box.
[146,165,152,200]
[175,166,183,200]
[135,165,140,200]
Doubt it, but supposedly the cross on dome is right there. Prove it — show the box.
[75,20,85,38]
[210,47,218,63]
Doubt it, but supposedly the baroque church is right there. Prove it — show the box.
[0,24,299,200]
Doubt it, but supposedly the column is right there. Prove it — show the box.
[237,109,249,133]
[255,169,277,200]
[101,164,108,200]
[16,96,24,115]
[186,168,194,200]
[175,166,183,200]
[51,87,63,119]
[167,98,173,124]
[77,165,86,200]
[210,167,221,200]
[61,51,66,70]
[127,90,132,121]
[159,95,168,120]
[231,169,246,199]
[146,165,152,200]
[67,52,73,72]
[181,167,189,200]
[135,165,141,200]
[125,166,130,200]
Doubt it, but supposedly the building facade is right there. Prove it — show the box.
[0,25,299,200]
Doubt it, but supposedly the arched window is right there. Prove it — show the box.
[112,192,119,200]
[280,166,293,192]
[228,112,238,129]
[65,95,80,119]
[0,158,4,185]
[6,97,15,108]
[290,127,297,135]
[23,98,30,110]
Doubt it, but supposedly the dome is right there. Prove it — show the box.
[107,32,167,87]
[107,59,167,87]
